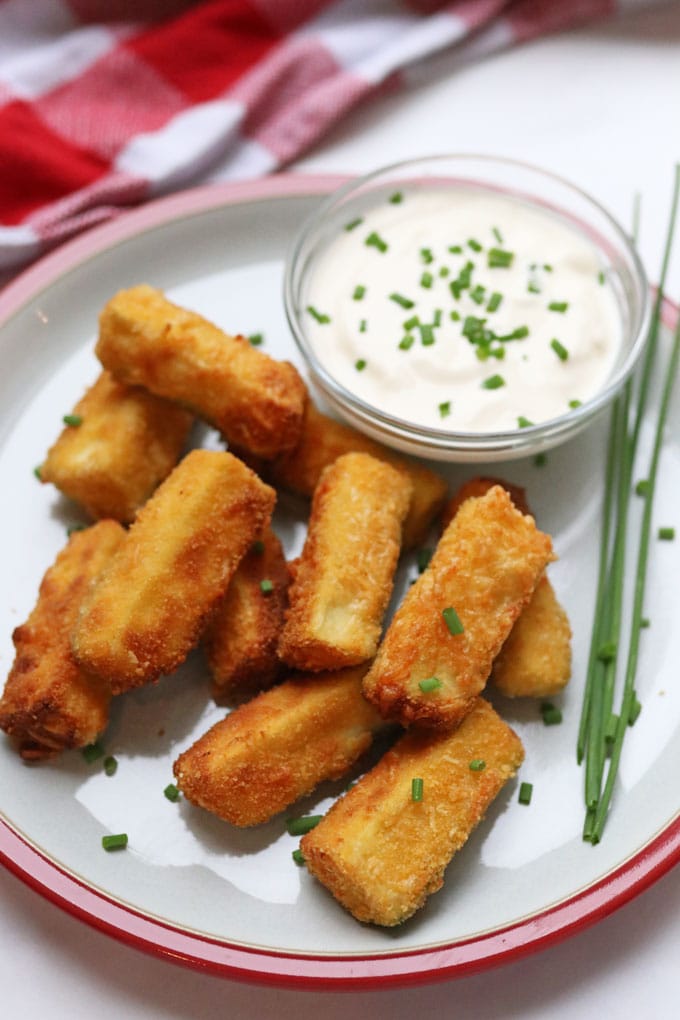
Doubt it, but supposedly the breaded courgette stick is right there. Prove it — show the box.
[301,697,524,927]
[72,450,275,694]
[40,370,193,523]
[0,521,125,759]
[277,453,412,672]
[362,486,554,729]
[267,400,448,549]
[173,665,387,826]
[204,524,290,704]
[96,285,307,459]
[444,477,572,698]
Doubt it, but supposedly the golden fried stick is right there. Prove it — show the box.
[266,400,448,549]
[277,453,412,672]
[40,370,193,523]
[362,486,554,729]
[173,665,386,827]
[491,574,571,697]
[72,450,275,694]
[96,285,307,459]
[204,524,290,704]
[444,477,572,698]
[0,521,125,759]
[301,697,524,927]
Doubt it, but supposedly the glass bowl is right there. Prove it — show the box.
[284,155,650,463]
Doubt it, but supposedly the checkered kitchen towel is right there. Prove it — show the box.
[0,0,659,273]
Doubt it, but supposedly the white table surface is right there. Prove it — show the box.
[3,4,680,1016]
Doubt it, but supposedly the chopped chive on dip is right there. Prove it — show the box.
[399,335,414,350]
[468,238,483,252]
[353,285,366,300]
[418,676,441,693]
[548,301,569,313]
[420,271,433,289]
[416,547,433,573]
[439,266,450,277]
[419,324,435,346]
[517,416,534,428]
[470,284,486,305]
[365,231,388,252]
[438,400,451,418]
[355,358,367,371]
[102,833,128,852]
[487,248,514,268]
[286,815,323,836]
[658,526,675,540]
[550,338,569,361]
[306,305,330,324]
[442,606,464,635]
[82,741,105,763]
[260,578,274,594]
[534,453,548,467]
[63,414,83,427]
[420,247,434,264]
[411,777,424,802]
[518,782,533,805]
[103,755,118,777]
[541,702,563,726]
[359,319,367,333]
[403,315,419,330]
[345,217,363,231]
[527,279,541,294]
[389,292,415,309]
[448,244,463,254]
[487,291,503,312]
[569,399,582,409]
[469,759,486,771]
[482,374,505,390]
[248,333,263,346]
[164,783,180,802]
[492,226,503,244]
[389,191,403,204]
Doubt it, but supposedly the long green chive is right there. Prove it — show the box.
[418,677,441,693]
[442,607,464,635]
[658,527,675,540]
[365,231,388,252]
[292,848,306,865]
[438,401,451,418]
[390,292,414,309]
[487,291,503,312]
[353,285,366,300]
[102,833,128,852]
[248,333,263,346]
[82,741,105,763]
[286,815,322,836]
[548,301,569,313]
[469,759,486,771]
[420,271,433,289]
[345,217,363,231]
[399,335,414,350]
[306,305,330,324]
[541,703,563,726]
[482,374,505,390]
[103,756,118,777]
[63,414,83,427]
[389,191,403,204]
[411,777,424,802]
[164,783,180,802]
[550,338,569,361]
[488,248,514,268]
[518,782,533,805]
[260,578,274,594]
[416,548,432,573]
[355,359,367,371]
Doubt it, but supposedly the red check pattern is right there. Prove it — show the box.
[0,0,643,272]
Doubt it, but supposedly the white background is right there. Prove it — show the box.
[3,3,680,1016]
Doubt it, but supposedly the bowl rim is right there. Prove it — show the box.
[283,153,651,457]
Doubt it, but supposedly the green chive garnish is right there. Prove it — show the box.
[438,401,451,418]
[548,301,569,313]
[518,782,533,805]
[448,244,463,254]
[658,526,675,540]
[487,291,503,312]
[439,266,450,278]
[33,465,43,480]
[550,338,569,361]
[598,270,606,285]
[389,191,403,204]
[468,238,482,252]
[248,333,263,346]
[470,284,486,305]
[359,319,367,333]
[442,607,464,635]
[82,741,105,763]
[482,374,505,390]
[260,578,274,594]
[533,453,547,467]
[365,231,388,252]
[403,315,419,330]
[286,815,322,836]
[420,271,433,289]
[420,247,434,264]
[306,305,330,324]
[63,414,83,427]
[450,310,460,321]
[67,523,87,536]
[164,783,180,802]
[640,618,650,629]
[517,416,534,428]
[569,399,582,409]
[103,755,118,777]
[292,848,306,865]
[399,335,414,350]
[355,358,367,371]
[541,703,563,726]
[488,248,514,268]
[492,226,503,244]
[353,285,366,301]
[419,324,435,346]
[389,292,414,309]
[433,309,442,328]
[469,759,486,771]
[527,280,541,294]
[635,479,650,497]
[411,777,424,802]
[416,547,432,573]
[418,676,441,693]
[102,833,128,852]
[345,217,363,231]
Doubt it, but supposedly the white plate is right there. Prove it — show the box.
[0,176,679,989]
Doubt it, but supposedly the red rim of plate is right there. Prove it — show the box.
[0,174,678,990]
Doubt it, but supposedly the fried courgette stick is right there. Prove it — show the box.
[204,524,290,704]
[266,400,448,549]
[362,485,554,729]
[277,452,412,672]
[0,521,125,759]
[301,697,524,927]
[72,450,275,694]
[443,477,572,698]
[96,285,307,459]
[40,370,193,523]
[173,665,386,827]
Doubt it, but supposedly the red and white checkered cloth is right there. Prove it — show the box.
[0,0,655,273]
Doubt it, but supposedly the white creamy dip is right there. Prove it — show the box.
[303,188,622,433]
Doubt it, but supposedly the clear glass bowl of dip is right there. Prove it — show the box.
[284,155,650,463]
